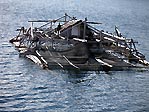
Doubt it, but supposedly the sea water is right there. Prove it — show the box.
[0,0,149,111]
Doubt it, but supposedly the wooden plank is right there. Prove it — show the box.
[63,55,79,69]
[95,58,113,67]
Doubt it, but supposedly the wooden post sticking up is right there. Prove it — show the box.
[31,22,34,38]
[57,23,61,37]
[65,13,67,22]
[50,21,52,29]
[83,18,87,39]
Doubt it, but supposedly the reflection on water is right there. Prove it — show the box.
[0,0,149,111]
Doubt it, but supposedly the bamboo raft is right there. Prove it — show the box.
[10,14,149,71]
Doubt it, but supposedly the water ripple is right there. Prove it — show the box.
[0,0,149,112]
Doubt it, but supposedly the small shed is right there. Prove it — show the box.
[60,20,83,38]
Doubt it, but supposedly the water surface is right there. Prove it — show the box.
[0,0,149,111]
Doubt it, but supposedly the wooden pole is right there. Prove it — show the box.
[83,18,87,39]
[65,13,67,22]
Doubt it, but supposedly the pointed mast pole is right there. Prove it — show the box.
[65,13,67,22]
[31,22,34,38]
[83,18,87,39]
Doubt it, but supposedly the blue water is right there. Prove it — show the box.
[0,0,149,111]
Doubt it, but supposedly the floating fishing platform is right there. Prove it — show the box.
[10,13,149,71]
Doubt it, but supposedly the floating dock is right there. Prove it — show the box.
[10,14,149,71]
